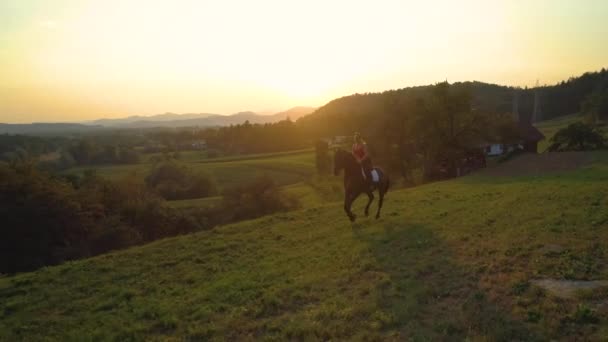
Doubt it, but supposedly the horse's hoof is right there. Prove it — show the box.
[364,211,369,217]
[350,215,357,222]
[375,215,380,220]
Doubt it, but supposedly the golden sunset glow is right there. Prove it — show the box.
[1,0,607,122]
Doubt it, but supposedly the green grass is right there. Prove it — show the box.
[5,152,608,340]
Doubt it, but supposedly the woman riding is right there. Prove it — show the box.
[352,132,373,188]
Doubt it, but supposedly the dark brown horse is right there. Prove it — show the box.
[334,149,390,222]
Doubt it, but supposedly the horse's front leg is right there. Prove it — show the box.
[344,191,357,222]
[364,191,374,217]
[375,190,385,219]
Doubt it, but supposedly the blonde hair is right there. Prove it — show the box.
[354,132,365,144]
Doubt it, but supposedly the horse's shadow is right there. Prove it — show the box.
[348,221,534,340]
[349,214,384,231]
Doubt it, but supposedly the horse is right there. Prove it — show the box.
[334,149,390,222]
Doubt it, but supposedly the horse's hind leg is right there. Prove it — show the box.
[344,192,356,222]
[364,191,374,217]
[375,191,385,219]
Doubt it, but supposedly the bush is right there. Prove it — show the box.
[219,176,299,221]
[145,161,217,200]
[66,140,141,166]
[0,164,99,273]
[547,122,606,152]
[206,149,221,158]
[0,164,203,274]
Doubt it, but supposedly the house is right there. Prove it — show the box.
[483,123,544,157]
[485,144,510,156]
[191,140,207,150]
[517,121,545,153]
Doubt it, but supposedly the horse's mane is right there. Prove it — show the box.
[335,148,352,160]
[335,148,358,169]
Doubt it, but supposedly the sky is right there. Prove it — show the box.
[1,0,607,123]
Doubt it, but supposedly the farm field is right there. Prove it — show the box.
[66,149,316,193]
[3,151,608,340]
[168,181,343,210]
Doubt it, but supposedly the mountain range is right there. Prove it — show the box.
[0,107,316,134]
[88,106,316,128]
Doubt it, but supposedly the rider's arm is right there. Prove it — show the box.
[352,144,362,162]
[361,143,369,160]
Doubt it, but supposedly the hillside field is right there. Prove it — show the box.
[66,149,316,194]
[3,151,608,340]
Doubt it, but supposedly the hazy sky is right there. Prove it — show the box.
[1,0,607,123]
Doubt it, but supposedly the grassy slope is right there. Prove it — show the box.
[4,153,608,340]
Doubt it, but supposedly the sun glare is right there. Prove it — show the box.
[1,0,607,122]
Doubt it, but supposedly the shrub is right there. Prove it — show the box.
[206,149,220,158]
[146,161,217,200]
[547,122,606,152]
[220,176,299,221]
[0,164,203,274]
[0,164,98,273]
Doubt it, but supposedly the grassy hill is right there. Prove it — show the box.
[4,152,608,340]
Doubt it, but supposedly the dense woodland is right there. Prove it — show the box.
[2,68,608,273]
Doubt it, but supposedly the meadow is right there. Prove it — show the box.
[66,149,317,195]
[3,150,608,340]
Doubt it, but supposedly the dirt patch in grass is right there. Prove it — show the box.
[531,279,608,299]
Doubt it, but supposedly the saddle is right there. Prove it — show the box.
[361,168,380,183]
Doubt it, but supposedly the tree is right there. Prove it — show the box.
[220,176,298,221]
[0,164,98,272]
[547,122,605,152]
[145,161,217,200]
[582,89,608,123]
[413,83,498,180]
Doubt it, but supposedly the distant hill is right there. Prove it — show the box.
[0,107,316,134]
[268,106,317,122]
[0,123,105,135]
[298,68,608,137]
[88,107,316,129]
[89,112,216,127]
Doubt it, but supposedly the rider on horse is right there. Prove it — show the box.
[352,132,373,189]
